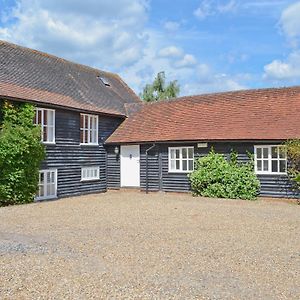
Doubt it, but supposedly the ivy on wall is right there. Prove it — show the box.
[0,100,45,206]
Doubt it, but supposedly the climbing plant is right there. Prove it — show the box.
[285,139,300,196]
[0,100,45,206]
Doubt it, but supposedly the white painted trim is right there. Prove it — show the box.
[254,145,287,175]
[35,108,56,144]
[80,113,99,145]
[168,146,194,173]
[36,169,57,201]
[81,166,100,181]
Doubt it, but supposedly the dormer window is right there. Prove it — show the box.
[98,76,110,86]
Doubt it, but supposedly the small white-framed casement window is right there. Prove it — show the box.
[80,114,98,145]
[36,169,57,200]
[81,166,100,181]
[169,147,194,172]
[254,145,287,175]
[35,108,55,143]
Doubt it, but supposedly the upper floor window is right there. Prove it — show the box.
[254,145,287,175]
[80,114,98,145]
[35,108,55,143]
[169,147,194,172]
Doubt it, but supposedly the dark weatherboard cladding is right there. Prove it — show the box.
[41,107,122,198]
[106,142,297,198]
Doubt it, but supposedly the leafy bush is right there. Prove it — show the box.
[188,150,260,200]
[285,139,300,195]
[0,100,45,206]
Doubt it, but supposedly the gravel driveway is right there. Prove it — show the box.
[0,191,299,299]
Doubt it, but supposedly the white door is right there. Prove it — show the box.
[121,145,140,187]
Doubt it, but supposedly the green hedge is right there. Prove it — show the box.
[188,150,260,200]
[0,100,45,206]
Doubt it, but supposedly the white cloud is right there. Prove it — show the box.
[175,54,198,68]
[158,46,183,58]
[280,1,300,47]
[164,21,180,31]
[194,0,237,20]
[263,51,300,80]
[0,0,247,96]
[263,2,300,81]
[0,0,148,68]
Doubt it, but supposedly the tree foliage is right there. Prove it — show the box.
[188,150,260,200]
[140,71,180,102]
[0,100,45,206]
[285,139,300,194]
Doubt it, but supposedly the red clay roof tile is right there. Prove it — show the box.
[106,86,300,143]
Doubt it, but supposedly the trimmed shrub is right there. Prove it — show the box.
[188,150,260,200]
[0,100,45,206]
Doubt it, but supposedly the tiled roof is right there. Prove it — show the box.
[106,86,300,143]
[0,40,141,116]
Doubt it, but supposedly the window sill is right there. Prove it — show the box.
[42,142,56,145]
[168,170,193,174]
[80,143,99,146]
[81,178,100,182]
[256,172,287,176]
[35,195,57,201]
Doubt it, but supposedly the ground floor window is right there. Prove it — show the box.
[168,147,194,172]
[36,169,57,200]
[254,145,287,175]
[81,166,100,181]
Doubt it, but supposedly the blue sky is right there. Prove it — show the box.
[1,0,300,96]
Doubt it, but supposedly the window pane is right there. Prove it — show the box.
[182,160,187,171]
[43,110,48,125]
[176,160,180,170]
[263,148,268,158]
[263,160,268,171]
[175,149,180,159]
[257,160,262,171]
[80,114,84,129]
[48,111,54,126]
[188,148,194,159]
[47,127,54,142]
[85,115,88,128]
[272,160,278,173]
[279,147,286,159]
[170,149,175,159]
[271,147,278,159]
[256,148,262,159]
[39,184,44,197]
[280,160,286,173]
[80,129,83,143]
[188,160,193,171]
[182,148,187,159]
[170,160,175,170]
[43,126,47,141]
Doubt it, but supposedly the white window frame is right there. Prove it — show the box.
[36,169,57,201]
[80,114,99,145]
[35,108,55,144]
[254,145,287,175]
[168,147,194,173]
[81,166,100,181]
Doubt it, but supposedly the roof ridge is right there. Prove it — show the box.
[141,85,300,106]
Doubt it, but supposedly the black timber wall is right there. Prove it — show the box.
[41,107,122,198]
[106,142,298,198]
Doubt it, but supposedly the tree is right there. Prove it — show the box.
[140,71,180,102]
[0,100,45,206]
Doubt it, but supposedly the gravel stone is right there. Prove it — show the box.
[0,191,299,299]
